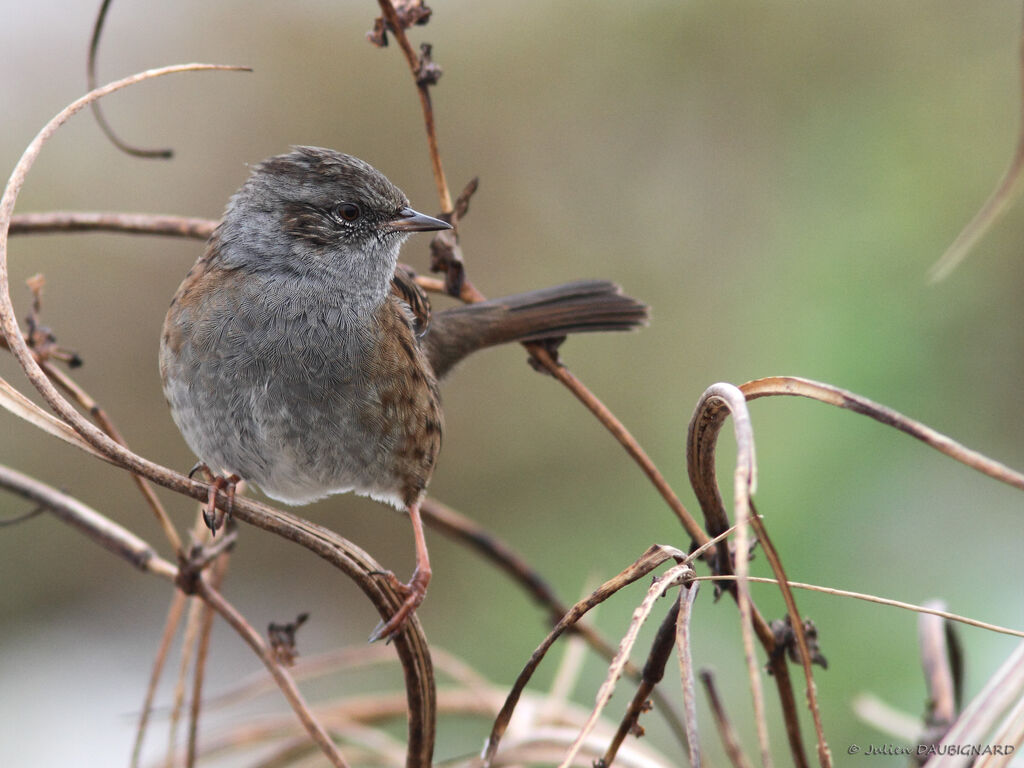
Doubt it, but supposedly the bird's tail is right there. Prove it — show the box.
[423,280,649,378]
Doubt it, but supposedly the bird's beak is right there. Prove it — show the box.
[388,206,451,232]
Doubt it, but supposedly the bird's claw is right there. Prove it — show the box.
[368,567,430,643]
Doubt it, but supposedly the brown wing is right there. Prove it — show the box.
[391,264,431,336]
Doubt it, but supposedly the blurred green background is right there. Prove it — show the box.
[2,1,1022,765]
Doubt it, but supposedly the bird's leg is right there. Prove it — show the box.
[368,502,432,643]
[188,463,240,535]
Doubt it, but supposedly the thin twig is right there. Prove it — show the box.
[192,577,350,768]
[677,583,703,768]
[0,462,175,577]
[928,8,1024,282]
[168,572,208,768]
[87,0,173,158]
[376,0,451,211]
[748,505,831,767]
[39,356,183,555]
[187,545,231,768]
[131,590,187,768]
[695,575,1024,639]
[701,670,754,768]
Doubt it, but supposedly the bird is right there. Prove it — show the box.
[160,146,648,640]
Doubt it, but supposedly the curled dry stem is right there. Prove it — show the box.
[917,599,960,752]
[688,383,773,768]
[687,383,808,768]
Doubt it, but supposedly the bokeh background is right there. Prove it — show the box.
[2,1,1023,765]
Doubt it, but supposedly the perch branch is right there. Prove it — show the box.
[0,68,435,768]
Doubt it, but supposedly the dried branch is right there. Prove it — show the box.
[481,544,685,766]
[740,376,1024,491]
[560,562,692,768]
[191,577,350,768]
[131,591,188,768]
[188,549,232,768]
[168,581,206,768]
[700,670,754,768]
[373,0,451,211]
[687,383,773,767]
[10,211,215,239]
[748,506,832,767]
[0,462,174,577]
[676,583,703,768]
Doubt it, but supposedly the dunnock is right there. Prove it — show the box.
[160,147,648,640]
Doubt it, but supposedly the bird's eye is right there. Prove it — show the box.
[334,203,361,222]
